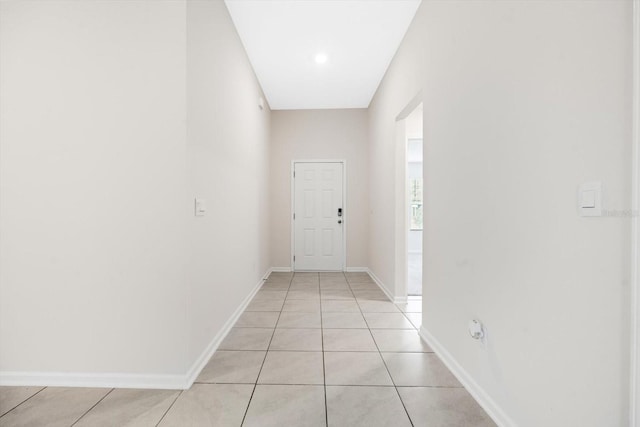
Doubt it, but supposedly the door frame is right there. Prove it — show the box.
[394,93,423,303]
[406,136,424,297]
[631,1,639,425]
[291,159,347,272]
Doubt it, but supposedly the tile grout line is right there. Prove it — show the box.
[3,274,418,426]
[320,272,328,427]
[70,388,114,426]
[240,272,294,426]
[0,386,46,419]
[155,389,183,426]
[348,275,415,427]
[1,277,439,426]
[196,348,428,353]
[190,381,460,388]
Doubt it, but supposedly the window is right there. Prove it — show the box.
[410,177,423,230]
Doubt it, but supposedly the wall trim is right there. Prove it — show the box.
[0,371,188,390]
[396,90,423,122]
[366,268,407,304]
[631,1,640,425]
[419,326,517,427]
[183,268,270,388]
[270,267,292,272]
[0,269,272,390]
[367,268,394,300]
[394,118,409,300]
[345,266,368,272]
[395,95,423,301]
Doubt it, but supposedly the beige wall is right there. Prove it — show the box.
[1,2,634,420]
[186,0,271,366]
[0,0,272,386]
[270,109,369,269]
[0,0,189,376]
[369,1,632,426]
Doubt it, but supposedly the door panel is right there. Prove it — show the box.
[294,162,344,271]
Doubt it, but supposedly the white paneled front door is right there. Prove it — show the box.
[293,162,344,271]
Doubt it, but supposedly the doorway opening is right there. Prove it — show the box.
[394,95,423,303]
[406,105,423,296]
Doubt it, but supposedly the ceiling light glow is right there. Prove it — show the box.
[314,53,328,64]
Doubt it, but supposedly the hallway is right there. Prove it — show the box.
[0,272,495,426]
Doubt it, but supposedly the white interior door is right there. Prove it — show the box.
[293,162,344,271]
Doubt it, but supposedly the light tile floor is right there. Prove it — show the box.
[0,272,495,427]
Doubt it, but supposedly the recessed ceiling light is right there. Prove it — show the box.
[314,53,328,64]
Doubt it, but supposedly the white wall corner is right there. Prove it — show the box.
[418,326,518,427]
[366,269,396,301]
[184,268,270,388]
[367,268,407,304]
[0,269,271,391]
[631,1,640,425]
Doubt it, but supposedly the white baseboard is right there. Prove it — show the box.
[270,267,292,272]
[366,269,407,303]
[0,371,188,390]
[418,326,517,427]
[275,267,368,273]
[366,269,398,301]
[0,269,272,390]
[183,268,269,388]
[345,266,369,272]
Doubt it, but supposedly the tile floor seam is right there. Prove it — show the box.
[320,272,328,427]
[154,389,183,426]
[240,273,293,426]
[395,384,465,389]
[318,273,329,427]
[352,282,415,427]
[70,387,114,427]
[0,273,498,426]
[0,386,46,420]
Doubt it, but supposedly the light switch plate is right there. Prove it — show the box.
[580,190,596,208]
[578,182,601,217]
[195,198,206,217]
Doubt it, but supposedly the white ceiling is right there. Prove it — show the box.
[224,0,422,110]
